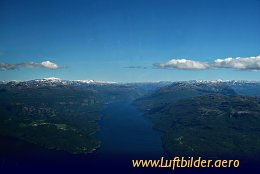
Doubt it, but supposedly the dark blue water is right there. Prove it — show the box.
[96,102,164,158]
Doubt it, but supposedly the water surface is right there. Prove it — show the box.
[96,101,164,158]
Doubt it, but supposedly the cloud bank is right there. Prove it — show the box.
[214,55,260,70]
[155,55,260,71]
[0,61,60,71]
[155,59,209,70]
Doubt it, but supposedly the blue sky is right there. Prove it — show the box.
[0,0,260,82]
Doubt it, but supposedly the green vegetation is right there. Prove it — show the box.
[0,87,102,154]
[135,83,260,159]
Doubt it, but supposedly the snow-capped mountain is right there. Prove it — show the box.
[0,77,118,89]
[0,78,259,96]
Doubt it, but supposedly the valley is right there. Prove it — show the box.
[1,78,260,161]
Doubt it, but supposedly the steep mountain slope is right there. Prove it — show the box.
[135,81,260,159]
[154,94,260,158]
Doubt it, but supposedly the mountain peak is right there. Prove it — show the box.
[43,77,61,81]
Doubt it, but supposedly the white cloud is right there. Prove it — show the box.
[0,61,60,71]
[41,61,59,69]
[155,55,260,71]
[155,59,209,70]
[213,55,260,70]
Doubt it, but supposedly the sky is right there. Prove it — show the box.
[0,0,260,82]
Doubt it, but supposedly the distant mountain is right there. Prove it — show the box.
[189,80,260,96]
[0,77,172,90]
[1,78,259,93]
[0,77,117,89]
[226,81,260,96]
[134,80,237,111]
